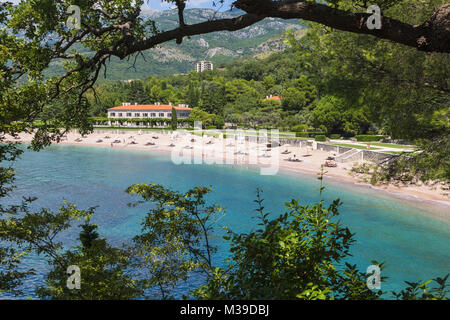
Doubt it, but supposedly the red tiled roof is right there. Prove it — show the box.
[108,105,192,111]
[264,96,282,101]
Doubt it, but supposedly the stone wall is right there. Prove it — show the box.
[362,150,395,164]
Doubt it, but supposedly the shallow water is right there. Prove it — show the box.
[1,145,449,298]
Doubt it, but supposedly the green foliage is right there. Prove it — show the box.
[329,134,341,139]
[392,275,449,300]
[315,135,327,142]
[1,0,449,298]
[291,124,308,132]
[36,222,143,300]
[126,184,222,298]
[312,96,370,137]
[295,132,309,138]
[194,189,381,300]
[291,0,449,182]
[1,181,448,300]
[188,108,217,127]
[171,106,178,131]
[281,76,317,112]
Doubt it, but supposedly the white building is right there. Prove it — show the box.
[104,103,192,127]
[195,61,213,73]
[107,102,191,119]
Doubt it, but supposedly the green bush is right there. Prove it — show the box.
[295,132,309,138]
[291,124,308,132]
[295,131,326,138]
[355,135,384,142]
[315,135,327,142]
[308,131,324,137]
[206,126,216,130]
[215,118,225,129]
[329,134,341,139]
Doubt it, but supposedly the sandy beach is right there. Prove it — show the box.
[5,130,449,208]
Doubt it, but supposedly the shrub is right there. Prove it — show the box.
[215,118,225,129]
[291,124,308,132]
[308,131,324,137]
[315,135,326,142]
[329,134,341,139]
[295,132,309,138]
[355,135,384,142]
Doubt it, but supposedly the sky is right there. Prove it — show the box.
[145,0,233,11]
[4,0,235,11]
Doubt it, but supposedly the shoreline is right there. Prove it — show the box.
[6,131,449,212]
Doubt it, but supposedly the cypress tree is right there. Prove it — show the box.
[171,106,177,131]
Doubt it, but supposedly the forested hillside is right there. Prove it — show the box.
[84,47,372,137]
[46,8,304,80]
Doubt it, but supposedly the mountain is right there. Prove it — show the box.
[48,9,305,81]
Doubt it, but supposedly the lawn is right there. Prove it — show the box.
[331,143,381,150]
[365,142,417,149]
[379,151,418,156]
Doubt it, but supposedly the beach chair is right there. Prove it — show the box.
[324,160,337,167]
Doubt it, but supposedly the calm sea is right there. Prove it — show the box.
[1,145,449,298]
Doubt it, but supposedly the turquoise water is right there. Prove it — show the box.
[2,145,449,298]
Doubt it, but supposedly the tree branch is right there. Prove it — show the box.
[232,0,450,53]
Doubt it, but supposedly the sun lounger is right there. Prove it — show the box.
[113,140,121,143]
[96,139,103,143]
[152,136,159,139]
[184,146,194,149]
[103,136,111,139]
[145,142,155,146]
[324,160,337,167]
[75,138,82,142]
[284,158,302,162]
